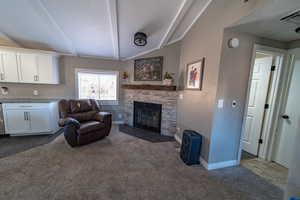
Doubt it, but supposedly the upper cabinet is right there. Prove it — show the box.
[0,47,59,84]
[0,51,19,82]
[18,53,38,83]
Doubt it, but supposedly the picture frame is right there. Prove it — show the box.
[134,56,163,81]
[185,58,205,90]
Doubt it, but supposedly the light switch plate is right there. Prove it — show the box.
[218,99,224,108]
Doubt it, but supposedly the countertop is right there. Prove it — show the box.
[0,98,61,103]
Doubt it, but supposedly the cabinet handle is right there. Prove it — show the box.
[24,112,26,120]
[0,73,4,80]
[36,75,39,81]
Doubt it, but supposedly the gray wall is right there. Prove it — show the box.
[0,42,181,121]
[209,29,288,164]
[0,56,125,121]
[176,0,264,162]
[124,42,181,85]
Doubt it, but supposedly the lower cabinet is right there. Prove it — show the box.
[3,103,59,136]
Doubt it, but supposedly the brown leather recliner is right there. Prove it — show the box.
[58,99,112,147]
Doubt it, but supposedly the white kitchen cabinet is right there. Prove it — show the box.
[2,102,60,136]
[0,46,59,84]
[29,109,51,133]
[4,109,30,134]
[36,54,59,84]
[0,51,19,82]
[18,53,38,83]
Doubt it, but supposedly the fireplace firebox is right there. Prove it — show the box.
[133,101,162,133]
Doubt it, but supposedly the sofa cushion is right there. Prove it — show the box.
[70,99,93,113]
[78,121,105,135]
[68,110,97,122]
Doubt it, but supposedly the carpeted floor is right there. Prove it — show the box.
[0,125,283,200]
[0,129,63,159]
[241,157,288,190]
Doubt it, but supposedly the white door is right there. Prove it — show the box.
[242,56,273,155]
[273,57,300,168]
[18,53,38,83]
[29,109,51,133]
[36,54,53,84]
[4,110,30,134]
[0,51,19,82]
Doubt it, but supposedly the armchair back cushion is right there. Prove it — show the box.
[59,99,101,122]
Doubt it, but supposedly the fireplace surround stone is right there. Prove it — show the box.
[123,89,177,136]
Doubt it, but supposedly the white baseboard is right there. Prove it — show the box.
[204,159,239,170]
[200,157,209,169]
[112,121,124,124]
[174,134,182,144]
[161,133,238,170]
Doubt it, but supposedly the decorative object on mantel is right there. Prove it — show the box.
[0,87,8,95]
[122,72,129,83]
[134,56,163,81]
[163,72,174,86]
[122,84,176,91]
[134,32,147,46]
[185,58,205,90]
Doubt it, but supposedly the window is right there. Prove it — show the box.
[76,69,119,105]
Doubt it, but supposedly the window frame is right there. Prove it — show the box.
[75,68,119,105]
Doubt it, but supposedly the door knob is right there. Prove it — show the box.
[282,115,290,119]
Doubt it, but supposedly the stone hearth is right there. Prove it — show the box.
[123,89,177,136]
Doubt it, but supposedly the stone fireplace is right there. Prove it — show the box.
[123,87,177,136]
[134,101,162,133]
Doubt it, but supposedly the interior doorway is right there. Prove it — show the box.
[241,45,286,159]
[242,52,273,156]
[238,44,291,189]
[272,49,300,169]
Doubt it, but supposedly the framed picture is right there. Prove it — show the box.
[185,58,205,90]
[134,56,163,81]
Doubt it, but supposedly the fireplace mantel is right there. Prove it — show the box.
[122,84,176,91]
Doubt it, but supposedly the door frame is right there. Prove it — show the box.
[270,50,297,162]
[238,44,287,164]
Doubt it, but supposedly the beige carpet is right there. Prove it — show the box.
[241,158,288,190]
[0,125,282,200]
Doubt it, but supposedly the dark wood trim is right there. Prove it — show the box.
[122,84,176,91]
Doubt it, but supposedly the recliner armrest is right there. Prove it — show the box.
[94,112,112,123]
[58,117,80,129]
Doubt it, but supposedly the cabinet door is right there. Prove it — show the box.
[36,54,53,84]
[0,51,19,82]
[4,110,30,134]
[18,53,38,83]
[29,109,51,133]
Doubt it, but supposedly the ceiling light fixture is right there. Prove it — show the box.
[134,32,147,46]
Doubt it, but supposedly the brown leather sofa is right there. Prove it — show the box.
[58,99,112,147]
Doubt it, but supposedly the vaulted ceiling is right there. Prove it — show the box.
[0,0,212,60]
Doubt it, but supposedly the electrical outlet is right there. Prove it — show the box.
[33,90,39,96]
[118,113,122,119]
[179,93,184,99]
[218,99,224,108]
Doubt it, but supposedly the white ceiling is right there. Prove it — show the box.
[231,0,300,42]
[0,0,212,60]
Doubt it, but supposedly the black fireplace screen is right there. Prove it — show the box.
[133,101,162,133]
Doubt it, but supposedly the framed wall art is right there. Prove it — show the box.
[134,56,163,81]
[185,58,205,90]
